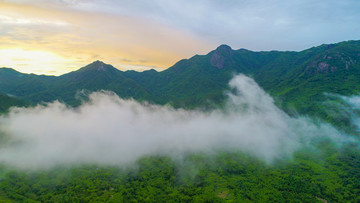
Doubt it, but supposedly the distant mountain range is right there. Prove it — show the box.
[1,40,360,128]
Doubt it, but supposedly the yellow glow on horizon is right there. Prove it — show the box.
[0,48,80,75]
[0,1,214,75]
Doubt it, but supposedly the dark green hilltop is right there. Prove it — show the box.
[0,94,25,112]
[1,40,360,128]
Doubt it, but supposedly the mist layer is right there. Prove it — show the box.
[0,74,353,169]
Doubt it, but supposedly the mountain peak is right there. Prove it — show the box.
[0,67,21,73]
[0,67,24,77]
[89,60,107,71]
[92,60,105,64]
[60,60,123,82]
[210,44,234,69]
[216,44,233,53]
[79,60,118,72]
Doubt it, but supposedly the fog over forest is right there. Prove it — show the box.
[0,74,357,170]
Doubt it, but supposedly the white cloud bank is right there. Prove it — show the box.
[0,74,355,169]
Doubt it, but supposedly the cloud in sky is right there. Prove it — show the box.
[0,74,355,170]
[0,0,359,74]
[0,1,212,75]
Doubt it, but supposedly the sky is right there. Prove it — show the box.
[0,0,359,75]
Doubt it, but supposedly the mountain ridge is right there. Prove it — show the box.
[2,40,360,76]
[1,40,360,128]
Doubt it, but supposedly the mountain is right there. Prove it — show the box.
[1,40,360,126]
[0,68,55,104]
[49,60,152,105]
[1,41,360,202]
[0,94,26,112]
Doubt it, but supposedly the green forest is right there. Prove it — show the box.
[0,141,359,202]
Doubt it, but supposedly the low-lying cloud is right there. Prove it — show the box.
[337,94,360,131]
[0,74,355,169]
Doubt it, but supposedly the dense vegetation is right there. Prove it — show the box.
[1,41,360,123]
[0,42,359,107]
[1,40,360,202]
[0,141,359,202]
[0,94,26,113]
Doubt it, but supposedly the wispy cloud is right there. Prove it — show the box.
[0,1,212,75]
[69,0,360,50]
[0,14,69,26]
[0,75,355,170]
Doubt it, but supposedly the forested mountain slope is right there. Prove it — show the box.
[1,40,360,126]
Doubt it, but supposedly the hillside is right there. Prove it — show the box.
[0,94,26,112]
[1,40,360,127]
